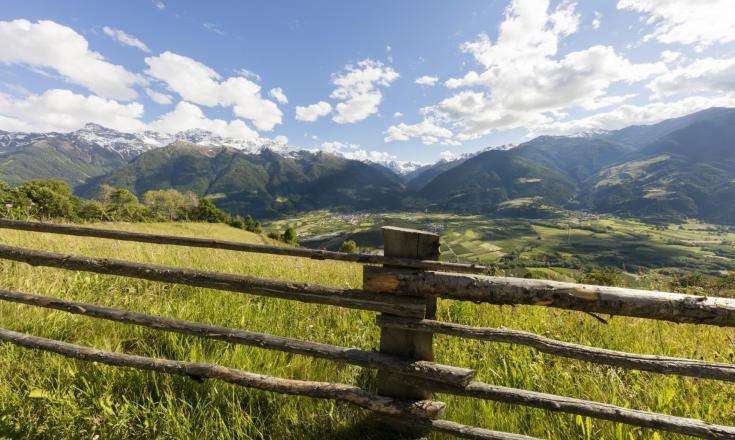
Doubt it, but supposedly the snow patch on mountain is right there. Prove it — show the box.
[0,123,297,159]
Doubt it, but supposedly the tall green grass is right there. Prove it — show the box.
[0,222,734,439]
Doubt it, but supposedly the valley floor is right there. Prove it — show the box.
[0,221,734,439]
[267,210,735,278]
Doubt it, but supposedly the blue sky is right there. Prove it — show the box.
[1,1,734,164]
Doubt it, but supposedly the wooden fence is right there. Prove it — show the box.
[0,217,734,439]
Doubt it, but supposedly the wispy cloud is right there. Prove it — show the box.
[203,23,225,36]
[103,26,151,53]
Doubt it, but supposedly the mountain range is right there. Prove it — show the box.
[1,107,734,223]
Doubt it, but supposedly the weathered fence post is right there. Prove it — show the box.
[369,226,440,436]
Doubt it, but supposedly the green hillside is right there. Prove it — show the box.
[0,139,130,187]
[586,111,735,224]
[79,142,405,217]
[416,150,576,215]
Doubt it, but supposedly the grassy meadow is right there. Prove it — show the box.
[0,221,734,439]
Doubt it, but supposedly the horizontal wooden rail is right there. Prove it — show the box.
[406,379,735,440]
[378,316,735,382]
[365,267,735,327]
[0,218,489,274]
[0,326,445,420]
[379,415,542,440]
[0,244,425,318]
[0,289,474,386]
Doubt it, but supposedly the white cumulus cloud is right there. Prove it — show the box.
[648,57,735,98]
[321,141,360,152]
[531,94,735,136]
[145,88,173,105]
[295,101,332,122]
[617,0,735,47]
[592,11,602,30]
[440,150,459,161]
[0,19,142,100]
[385,119,456,145]
[0,89,145,132]
[330,59,399,124]
[660,50,681,64]
[149,101,258,140]
[318,140,395,164]
[415,75,439,86]
[427,0,664,139]
[269,87,288,104]
[102,26,150,53]
[144,51,282,131]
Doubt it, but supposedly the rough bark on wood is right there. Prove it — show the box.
[0,326,446,420]
[378,316,735,382]
[0,288,474,386]
[0,218,489,274]
[365,267,735,327]
[0,244,426,318]
[406,378,735,439]
[374,226,442,438]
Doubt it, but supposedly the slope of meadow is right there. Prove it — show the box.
[0,222,734,439]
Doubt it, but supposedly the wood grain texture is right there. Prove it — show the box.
[375,226,441,437]
[365,266,735,327]
[0,326,446,420]
[406,378,735,439]
[0,218,489,274]
[0,288,474,386]
[378,316,735,382]
[0,244,426,317]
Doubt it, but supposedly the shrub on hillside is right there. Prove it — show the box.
[143,189,198,221]
[578,267,622,286]
[339,239,359,253]
[1,179,266,235]
[193,198,228,223]
[18,180,77,220]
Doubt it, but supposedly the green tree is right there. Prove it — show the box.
[193,198,227,223]
[251,220,263,234]
[95,184,116,203]
[228,216,245,229]
[143,189,196,221]
[339,239,359,253]
[109,188,139,206]
[18,180,77,220]
[283,227,297,245]
[77,200,107,221]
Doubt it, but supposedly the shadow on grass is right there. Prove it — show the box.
[303,414,420,440]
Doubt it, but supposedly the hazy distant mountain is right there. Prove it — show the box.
[415,107,735,223]
[79,142,405,217]
[2,107,734,223]
[585,108,735,223]
[417,149,577,215]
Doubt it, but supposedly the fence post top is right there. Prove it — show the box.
[381,227,440,261]
[381,226,439,238]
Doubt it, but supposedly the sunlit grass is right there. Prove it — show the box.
[0,222,734,439]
